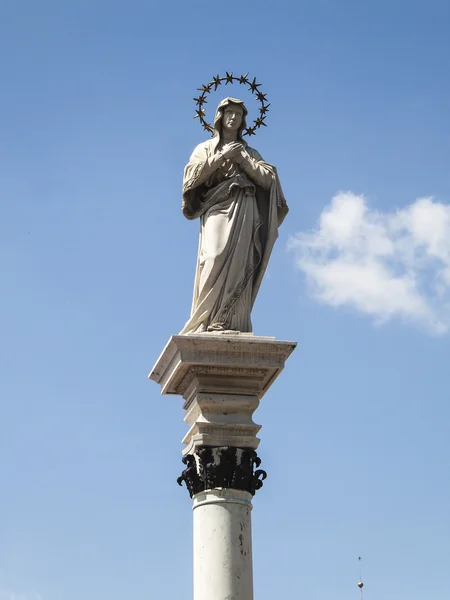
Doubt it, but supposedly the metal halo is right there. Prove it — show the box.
[193,72,270,137]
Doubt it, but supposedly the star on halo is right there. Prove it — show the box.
[194,108,206,119]
[248,77,262,93]
[211,75,222,90]
[225,71,234,84]
[193,95,207,106]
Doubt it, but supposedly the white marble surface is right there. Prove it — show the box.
[149,334,297,454]
[149,333,296,398]
[193,489,254,600]
[182,391,261,454]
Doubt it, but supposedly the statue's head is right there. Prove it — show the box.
[213,97,248,142]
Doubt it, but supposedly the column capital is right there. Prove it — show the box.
[177,446,267,499]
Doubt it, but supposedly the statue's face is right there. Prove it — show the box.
[222,104,244,133]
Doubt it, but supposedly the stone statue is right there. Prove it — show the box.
[180,97,288,334]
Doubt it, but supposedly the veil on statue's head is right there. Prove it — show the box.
[212,98,248,148]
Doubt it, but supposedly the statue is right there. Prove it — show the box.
[180,93,288,334]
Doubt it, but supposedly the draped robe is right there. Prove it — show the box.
[180,137,288,334]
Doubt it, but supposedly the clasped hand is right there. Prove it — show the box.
[220,142,250,166]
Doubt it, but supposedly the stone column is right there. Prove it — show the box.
[149,334,296,600]
[193,488,254,600]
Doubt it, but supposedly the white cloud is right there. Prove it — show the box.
[288,192,450,334]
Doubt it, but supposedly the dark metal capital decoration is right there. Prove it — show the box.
[177,446,267,498]
[193,72,270,137]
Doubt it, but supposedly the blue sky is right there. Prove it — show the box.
[1,1,449,599]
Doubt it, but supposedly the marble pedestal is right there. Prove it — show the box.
[150,333,296,600]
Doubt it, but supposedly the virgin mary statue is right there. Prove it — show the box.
[180,97,288,334]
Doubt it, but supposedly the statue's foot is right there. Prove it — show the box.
[219,330,242,335]
[207,323,227,332]
[206,323,243,335]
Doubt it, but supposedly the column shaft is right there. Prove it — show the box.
[193,489,253,600]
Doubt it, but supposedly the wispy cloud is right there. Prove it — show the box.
[288,192,450,334]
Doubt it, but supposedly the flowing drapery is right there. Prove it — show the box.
[180,102,288,334]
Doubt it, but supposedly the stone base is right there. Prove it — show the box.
[149,334,296,455]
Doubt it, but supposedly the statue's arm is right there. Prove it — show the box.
[236,148,273,190]
[183,144,225,192]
